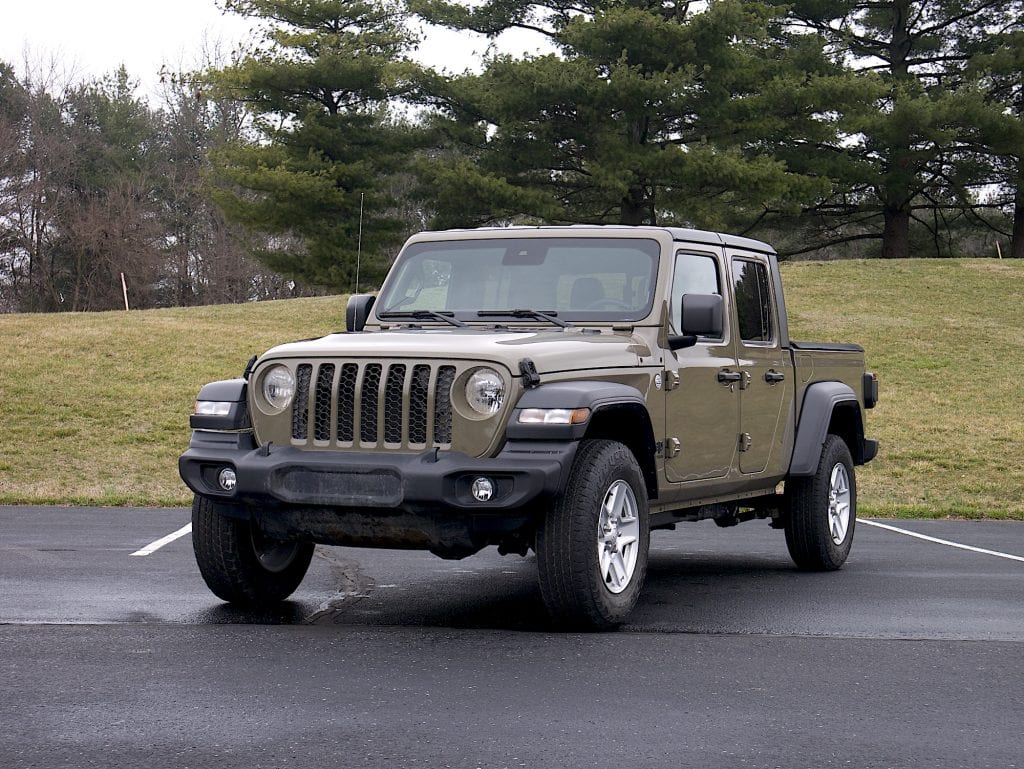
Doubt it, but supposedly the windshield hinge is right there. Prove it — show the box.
[242,355,258,380]
[519,359,541,388]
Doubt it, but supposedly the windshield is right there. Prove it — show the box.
[377,237,661,322]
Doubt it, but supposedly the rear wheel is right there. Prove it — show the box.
[191,495,314,607]
[536,440,650,629]
[785,434,856,570]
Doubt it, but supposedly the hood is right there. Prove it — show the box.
[259,327,652,375]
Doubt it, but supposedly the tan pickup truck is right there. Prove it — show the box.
[180,226,878,628]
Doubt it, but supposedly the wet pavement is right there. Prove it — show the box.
[2,506,1023,769]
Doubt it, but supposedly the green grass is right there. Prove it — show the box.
[0,259,1021,518]
[0,298,343,506]
[783,259,1024,519]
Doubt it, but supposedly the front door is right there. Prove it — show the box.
[664,250,740,490]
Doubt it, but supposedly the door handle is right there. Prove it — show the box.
[717,370,742,383]
[765,370,786,383]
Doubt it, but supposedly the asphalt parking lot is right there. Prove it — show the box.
[2,506,1022,768]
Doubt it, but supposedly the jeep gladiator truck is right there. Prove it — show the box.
[180,226,878,628]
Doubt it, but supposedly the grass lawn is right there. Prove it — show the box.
[0,258,1021,517]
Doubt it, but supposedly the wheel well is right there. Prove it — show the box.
[583,404,659,499]
[828,402,866,464]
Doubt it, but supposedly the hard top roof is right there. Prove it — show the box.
[426,224,776,255]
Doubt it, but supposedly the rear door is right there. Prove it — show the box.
[728,254,792,476]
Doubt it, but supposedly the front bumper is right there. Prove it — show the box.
[179,430,577,556]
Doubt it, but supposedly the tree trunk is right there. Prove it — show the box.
[620,185,655,226]
[1013,171,1024,260]
[880,2,913,262]
[620,196,645,226]
[881,206,910,259]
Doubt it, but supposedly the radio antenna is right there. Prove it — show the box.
[355,192,364,294]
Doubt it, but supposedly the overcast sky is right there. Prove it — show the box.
[0,0,547,99]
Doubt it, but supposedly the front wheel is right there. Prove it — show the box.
[784,434,857,570]
[192,495,314,607]
[536,440,650,629]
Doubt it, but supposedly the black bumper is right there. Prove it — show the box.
[862,437,879,464]
[179,430,577,555]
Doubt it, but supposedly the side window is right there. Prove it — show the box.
[670,252,721,336]
[732,258,774,343]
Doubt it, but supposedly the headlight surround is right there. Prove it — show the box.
[464,367,505,416]
[261,365,296,412]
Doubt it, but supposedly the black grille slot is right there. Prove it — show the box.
[360,364,382,443]
[337,363,358,443]
[433,366,456,445]
[314,364,335,442]
[384,365,407,444]
[408,365,431,445]
[292,364,312,440]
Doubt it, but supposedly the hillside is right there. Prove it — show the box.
[1,259,1021,517]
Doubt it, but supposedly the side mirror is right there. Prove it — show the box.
[346,294,375,332]
[668,293,723,350]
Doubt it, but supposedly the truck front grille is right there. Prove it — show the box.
[291,361,457,449]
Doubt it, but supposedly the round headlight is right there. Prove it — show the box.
[262,365,296,411]
[465,368,505,416]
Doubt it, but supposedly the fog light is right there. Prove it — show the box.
[218,468,237,492]
[471,477,494,502]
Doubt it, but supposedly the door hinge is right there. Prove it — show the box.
[738,433,752,452]
[665,437,681,458]
[663,370,680,391]
[739,371,752,390]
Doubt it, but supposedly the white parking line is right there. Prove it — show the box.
[858,519,1024,563]
[130,523,193,557]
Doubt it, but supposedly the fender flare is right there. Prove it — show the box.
[505,381,649,442]
[505,380,658,497]
[789,381,863,476]
[190,378,250,431]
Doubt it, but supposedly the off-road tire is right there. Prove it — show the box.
[785,434,856,571]
[192,495,314,607]
[536,439,650,630]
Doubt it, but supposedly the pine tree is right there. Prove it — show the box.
[413,0,861,232]
[210,0,422,290]
[771,0,1021,258]
[960,23,1024,258]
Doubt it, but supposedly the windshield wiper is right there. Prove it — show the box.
[378,310,467,328]
[476,309,571,328]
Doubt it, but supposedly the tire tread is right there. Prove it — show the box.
[785,435,856,571]
[536,439,649,629]
[192,496,313,607]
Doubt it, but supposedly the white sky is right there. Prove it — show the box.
[0,0,550,100]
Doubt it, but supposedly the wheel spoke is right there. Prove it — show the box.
[599,548,613,583]
[617,534,638,550]
[605,483,626,519]
[831,513,847,543]
[609,552,628,586]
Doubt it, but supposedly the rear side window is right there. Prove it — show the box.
[732,258,774,343]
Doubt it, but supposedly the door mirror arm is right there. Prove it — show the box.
[667,334,698,351]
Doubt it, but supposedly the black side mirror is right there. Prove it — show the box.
[668,293,723,350]
[346,294,375,332]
